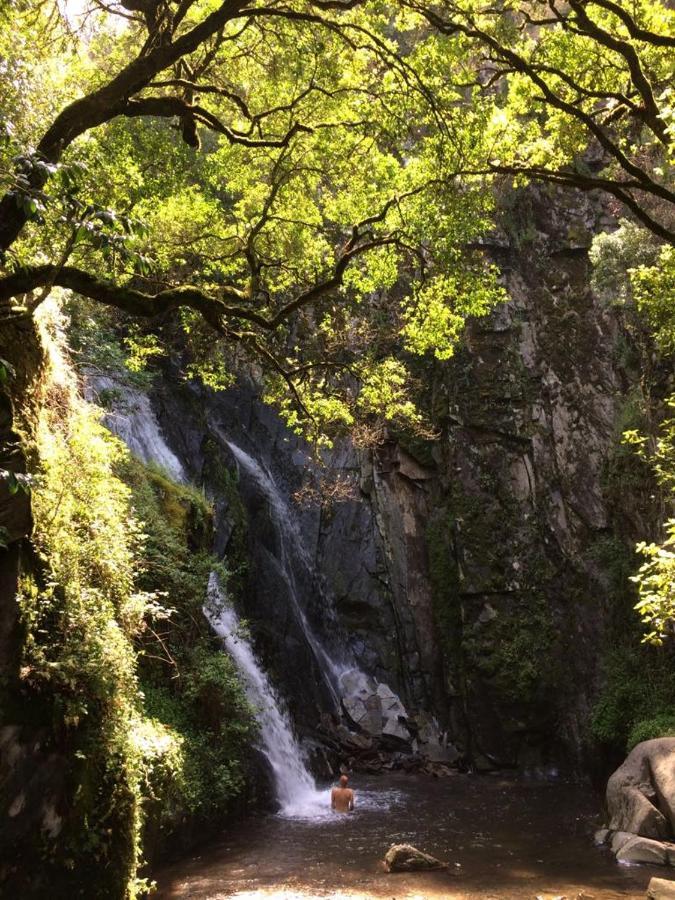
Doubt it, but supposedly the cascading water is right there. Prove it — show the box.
[218,434,413,746]
[204,573,330,818]
[221,436,347,703]
[86,378,417,775]
[85,374,186,482]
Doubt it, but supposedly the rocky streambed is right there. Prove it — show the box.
[154,773,663,899]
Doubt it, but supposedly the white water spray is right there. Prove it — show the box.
[205,573,331,818]
[222,438,347,700]
[85,375,186,483]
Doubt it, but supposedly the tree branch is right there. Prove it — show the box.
[585,0,675,48]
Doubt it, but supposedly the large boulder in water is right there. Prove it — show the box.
[384,843,445,872]
[607,738,675,840]
[614,834,675,866]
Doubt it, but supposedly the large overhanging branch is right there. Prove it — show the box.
[0,0,371,254]
[0,222,405,328]
[239,6,450,139]
[559,0,668,144]
[421,5,672,189]
[122,95,314,145]
[0,264,267,328]
[0,0,247,251]
[585,0,675,48]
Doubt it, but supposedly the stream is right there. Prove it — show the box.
[154,773,660,899]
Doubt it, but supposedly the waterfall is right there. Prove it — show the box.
[221,437,346,704]
[84,374,186,483]
[86,378,416,762]
[205,573,329,818]
[221,436,413,745]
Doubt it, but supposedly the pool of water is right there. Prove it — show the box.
[154,773,664,899]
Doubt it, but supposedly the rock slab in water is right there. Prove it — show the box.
[384,843,445,872]
[615,835,675,866]
[648,877,675,899]
[607,738,675,840]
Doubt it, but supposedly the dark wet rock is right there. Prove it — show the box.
[423,761,458,777]
[607,739,675,840]
[384,843,446,872]
[334,725,373,751]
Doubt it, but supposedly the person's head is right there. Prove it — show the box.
[339,774,349,787]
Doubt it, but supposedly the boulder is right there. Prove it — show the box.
[607,739,675,840]
[335,725,373,750]
[384,843,446,872]
[339,669,412,743]
[615,835,670,866]
[376,681,407,716]
[413,711,459,764]
[648,877,675,899]
[381,716,411,745]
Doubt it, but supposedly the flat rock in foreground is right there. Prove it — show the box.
[648,876,675,899]
[384,843,446,872]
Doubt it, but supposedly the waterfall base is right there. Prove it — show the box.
[154,773,659,900]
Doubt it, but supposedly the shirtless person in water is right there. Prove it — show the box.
[331,774,355,813]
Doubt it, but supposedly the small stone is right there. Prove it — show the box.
[648,876,675,899]
[593,828,609,846]
[478,602,498,624]
[383,843,446,872]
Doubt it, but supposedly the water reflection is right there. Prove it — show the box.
[156,773,661,899]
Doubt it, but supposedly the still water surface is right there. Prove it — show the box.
[156,773,664,899]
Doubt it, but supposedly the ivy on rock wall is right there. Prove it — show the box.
[121,458,256,850]
[7,309,253,898]
[588,225,675,756]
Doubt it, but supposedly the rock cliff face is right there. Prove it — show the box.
[128,188,654,771]
[425,189,632,769]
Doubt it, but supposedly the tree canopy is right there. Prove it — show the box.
[0,0,673,439]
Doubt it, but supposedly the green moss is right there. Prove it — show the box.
[590,643,675,751]
[18,394,149,897]
[628,714,675,750]
[15,354,253,897]
[426,509,462,661]
[462,594,555,705]
[201,435,249,588]
[390,425,437,468]
[601,388,654,504]
[427,489,558,716]
[121,453,253,849]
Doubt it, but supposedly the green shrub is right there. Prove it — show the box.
[21,381,150,896]
[19,336,253,896]
[628,714,675,751]
[591,644,675,752]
